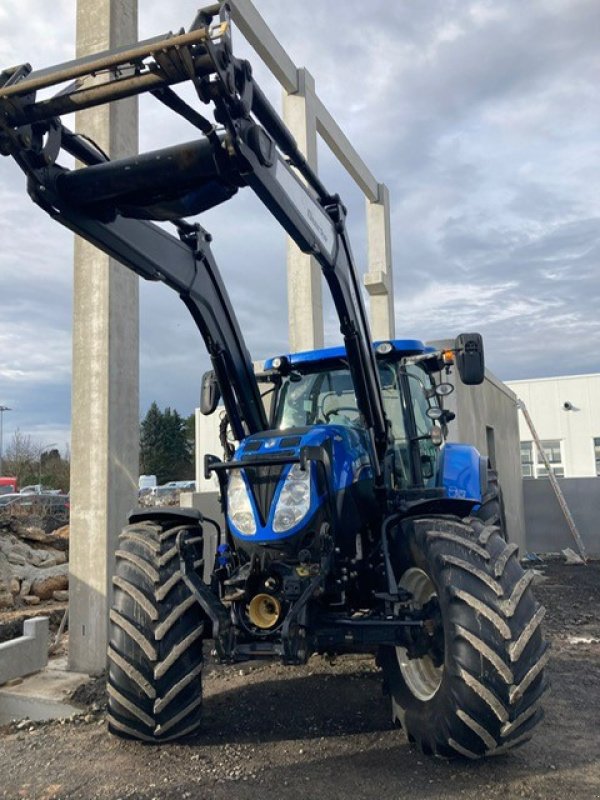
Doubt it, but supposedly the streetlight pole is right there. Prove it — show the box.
[0,406,12,476]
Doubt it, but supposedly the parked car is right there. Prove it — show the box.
[149,480,196,496]
[0,493,70,521]
[0,477,18,494]
[19,484,62,495]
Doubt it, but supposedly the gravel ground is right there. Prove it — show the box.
[0,561,599,800]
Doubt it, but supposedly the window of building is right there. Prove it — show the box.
[594,437,600,477]
[542,440,562,464]
[519,439,564,479]
[538,440,564,477]
[520,441,534,478]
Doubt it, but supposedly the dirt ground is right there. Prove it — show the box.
[1,561,599,800]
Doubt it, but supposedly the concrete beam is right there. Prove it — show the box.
[283,69,324,351]
[229,0,298,92]
[69,0,139,676]
[0,617,49,685]
[315,98,379,202]
[364,183,395,339]
[229,0,380,204]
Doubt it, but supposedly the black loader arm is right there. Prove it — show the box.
[0,2,388,474]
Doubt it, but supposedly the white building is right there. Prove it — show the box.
[505,373,600,479]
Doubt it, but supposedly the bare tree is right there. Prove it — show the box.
[3,430,42,487]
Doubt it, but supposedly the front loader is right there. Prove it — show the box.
[0,3,547,756]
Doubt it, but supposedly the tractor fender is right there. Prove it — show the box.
[128,506,203,525]
[438,443,484,505]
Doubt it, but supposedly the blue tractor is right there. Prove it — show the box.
[0,3,546,757]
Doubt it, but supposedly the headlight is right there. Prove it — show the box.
[227,471,256,535]
[272,463,312,533]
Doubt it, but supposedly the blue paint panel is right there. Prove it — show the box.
[228,425,372,545]
[439,443,483,503]
[264,339,434,370]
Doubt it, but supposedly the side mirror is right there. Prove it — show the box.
[455,333,485,385]
[200,370,221,415]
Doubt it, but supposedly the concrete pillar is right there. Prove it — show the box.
[283,69,324,352]
[364,183,395,340]
[69,0,139,675]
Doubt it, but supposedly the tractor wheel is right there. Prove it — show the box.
[475,469,507,538]
[379,516,549,758]
[107,518,205,742]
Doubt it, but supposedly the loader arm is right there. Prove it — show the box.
[0,2,388,475]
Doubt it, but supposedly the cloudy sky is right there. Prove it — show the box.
[0,0,598,452]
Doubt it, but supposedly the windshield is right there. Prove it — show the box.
[274,364,406,439]
[274,361,439,488]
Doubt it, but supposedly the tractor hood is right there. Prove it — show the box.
[226,425,373,549]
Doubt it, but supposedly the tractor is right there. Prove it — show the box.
[0,2,547,756]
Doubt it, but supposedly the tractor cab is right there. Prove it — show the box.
[267,339,443,492]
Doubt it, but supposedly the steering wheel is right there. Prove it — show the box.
[323,406,358,422]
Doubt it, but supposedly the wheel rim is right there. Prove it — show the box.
[395,567,444,702]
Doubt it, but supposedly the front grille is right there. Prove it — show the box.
[244,464,286,526]
[280,436,301,447]
[241,450,296,462]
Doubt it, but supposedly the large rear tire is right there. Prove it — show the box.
[475,469,507,538]
[379,516,549,758]
[107,518,205,742]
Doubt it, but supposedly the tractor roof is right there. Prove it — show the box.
[264,339,434,370]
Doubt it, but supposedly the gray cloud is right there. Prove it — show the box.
[0,0,598,449]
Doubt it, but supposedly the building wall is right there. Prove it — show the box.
[505,373,600,478]
[430,344,525,551]
[523,477,600,556]
[195,407,224,494]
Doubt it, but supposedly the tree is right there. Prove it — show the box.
[140,403,194,484]
[3,430,40,487]
[2,431,70,491]
[40,448,70,493]
[185,412,195,464]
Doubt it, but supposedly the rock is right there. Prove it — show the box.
[16,524,69,553]
[52,590,69,602]
[29,551,58,568]
[42,547,67,565]
[9,577,20,594]
[0,590,14,609]
[12,563,69,600]
[0,551,13,585]
[568,635,600,645]
[51,524,69,542]
[31,571,68,600]
[23,595,41,606]
[530,569,548,585]
[7,550,27,566]
[562,547,585,565]
[19,525,48,543]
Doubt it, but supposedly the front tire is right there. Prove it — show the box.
[107,518,205,742]
[379,516,549,758]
